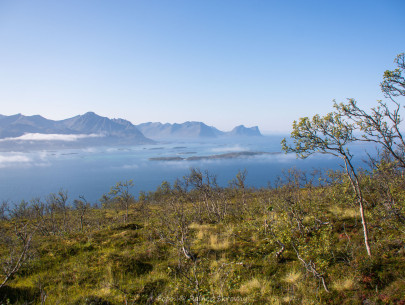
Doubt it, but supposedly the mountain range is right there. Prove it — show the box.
[135,122,261,139]
[0,112,262,146]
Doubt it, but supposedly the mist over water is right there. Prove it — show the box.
[0,136,372,204]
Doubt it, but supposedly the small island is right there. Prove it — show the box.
[149,151,281,161]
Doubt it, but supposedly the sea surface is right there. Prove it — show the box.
[0,135,373,203]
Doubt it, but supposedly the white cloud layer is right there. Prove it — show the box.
[0,154,31,168]
[0,133,103,142]
[0,155,31,163]
[210,145,249,153]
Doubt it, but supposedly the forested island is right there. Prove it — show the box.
[0,54,404,304]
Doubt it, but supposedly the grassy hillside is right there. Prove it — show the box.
[0,165,404,304]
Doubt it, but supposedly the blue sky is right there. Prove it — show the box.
[0,1,404,132]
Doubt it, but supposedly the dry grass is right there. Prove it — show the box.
[282,295,293,303]
[283,270,302,285]
[328,205,358,219]
[196,229,205,240]
[332,277,355,291]
[189,222,215,240]
[239,278,261,294]
[209,234,230,250]
[238,277,274,298]
[266,296,282,305]
[189,223,214,230]
[225,224,236,236]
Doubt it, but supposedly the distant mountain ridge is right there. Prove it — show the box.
[0,112,151,144]
[0,112,262,143]
[228,125,262,137]
[0,114,61,138]
[60,112,146,139]
[136,121,224,139]
[136,122,262,139]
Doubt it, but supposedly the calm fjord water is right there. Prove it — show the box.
[0,136,370,203]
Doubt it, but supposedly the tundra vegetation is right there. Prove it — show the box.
[0,54,404,304]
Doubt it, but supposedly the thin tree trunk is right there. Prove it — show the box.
[358,198,372,256]
[126,204,128,224]
[344,157,372,256]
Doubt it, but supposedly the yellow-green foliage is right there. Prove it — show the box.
[1,167,405,304]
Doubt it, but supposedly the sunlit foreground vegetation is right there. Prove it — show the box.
[1,53,404,304]
[0,164,404,304]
